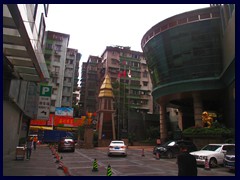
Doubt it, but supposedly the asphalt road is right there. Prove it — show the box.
[57,147,235,176]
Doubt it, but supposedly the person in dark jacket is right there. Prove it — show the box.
[177,144,198,176]
[26,137,33,160]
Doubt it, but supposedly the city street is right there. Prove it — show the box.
[3,145,235,176]
[59,146,235,176]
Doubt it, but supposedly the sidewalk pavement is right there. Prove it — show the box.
[3,144,65,176]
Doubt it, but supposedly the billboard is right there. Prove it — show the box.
[55,107,73,117]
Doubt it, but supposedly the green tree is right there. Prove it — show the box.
[146,126,160,139]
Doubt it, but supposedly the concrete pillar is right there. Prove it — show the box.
[178,110,183,131]
[98,113,103,140]
[111,113,116,140]
[159,104,167,142]
[192,92,203,127]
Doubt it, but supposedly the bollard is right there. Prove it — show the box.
[92,158,98,172]
[107,164,112,176]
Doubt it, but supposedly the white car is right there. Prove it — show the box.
[190,144,235,168]
[108,140,127,157]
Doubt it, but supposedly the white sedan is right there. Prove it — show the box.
[108,140,127,157]
[190,143,235,168]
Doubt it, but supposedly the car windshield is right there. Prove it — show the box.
[162,141,176,146]
[201,145,221,151]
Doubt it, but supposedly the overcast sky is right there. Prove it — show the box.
[45,4,210,63]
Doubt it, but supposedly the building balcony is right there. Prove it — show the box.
[65,64,74,69]
[64,72,73,77]
[62,91,71,96]
[63,81,72,87]
[51,94,57,100]
[62,101,71,107]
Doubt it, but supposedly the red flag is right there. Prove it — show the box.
[123,70,126,77]
[118,70,126,78]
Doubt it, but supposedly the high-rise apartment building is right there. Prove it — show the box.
[101,46,153,139]
[72,53,81,107]
[79,56,102,115]
[79,46,153,139]
[43,31,81,113]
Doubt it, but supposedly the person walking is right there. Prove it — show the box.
[33,136,38,150]
[26,137,33,160]
[176,144,198,176]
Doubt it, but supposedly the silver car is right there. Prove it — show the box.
[108,140,127,157]
[190,143,235,168]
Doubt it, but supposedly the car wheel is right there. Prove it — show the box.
[209,158,218,168]
[166,151,173,159]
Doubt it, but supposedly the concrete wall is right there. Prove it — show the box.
[3,100,21,157]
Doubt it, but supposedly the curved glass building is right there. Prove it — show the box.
[141,5,235,140]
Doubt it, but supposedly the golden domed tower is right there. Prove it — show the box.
[97,74,116,144]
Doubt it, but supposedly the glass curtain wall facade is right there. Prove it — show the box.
[142,5,235,140]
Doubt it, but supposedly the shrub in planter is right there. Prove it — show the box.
[182,121,234,138]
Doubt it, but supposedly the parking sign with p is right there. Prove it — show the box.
[40,86,52,97]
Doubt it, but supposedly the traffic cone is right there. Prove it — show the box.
[92,158,98,172]
[142,148,145,157]
[204,158,211,170]
[55,153,60,163]
[107,164,112,176]
[52,148,56,155]
[63,166,71,176]
[58,160,64,169]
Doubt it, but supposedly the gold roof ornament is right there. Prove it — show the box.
[98,74,114,98]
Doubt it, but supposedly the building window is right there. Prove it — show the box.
[52,77,58,83]
[111,58,118,64]
[51,100,56,106]
[33,4,38,21]
[143,81,148,86]
[46,43,53,50]
[53,88,58,95]
[55,44,62,52]
[143,71,148,78]
[54,57,60,62]
[38,13,46,48]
